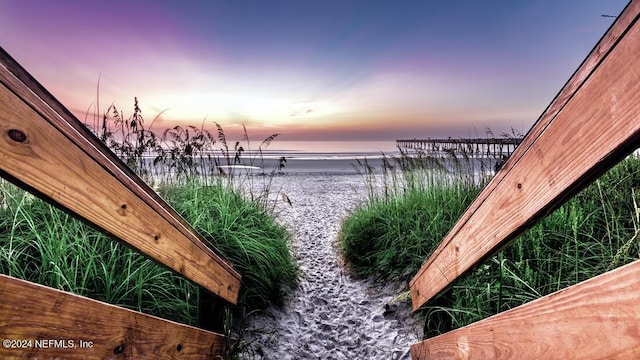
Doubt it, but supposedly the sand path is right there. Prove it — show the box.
[243,174,422,359]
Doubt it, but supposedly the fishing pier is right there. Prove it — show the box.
[396,137,523,158]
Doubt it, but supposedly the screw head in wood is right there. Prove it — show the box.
[113,343,125,354]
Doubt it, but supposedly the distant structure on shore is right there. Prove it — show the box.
[396,137,523,159]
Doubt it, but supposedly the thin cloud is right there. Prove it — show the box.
[289,109,314,117]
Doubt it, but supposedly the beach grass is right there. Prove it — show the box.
[339,148,640,336]
[339,171,480,278]
[160,180,298,311]
[95,99,299,316]
[0,98,298,341]
[341,149,486,278]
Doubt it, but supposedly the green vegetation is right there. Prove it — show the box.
[0,99,297,334]
[340,167,480,277]
[341,150,485,278]
[0,185,197,324]
[339,149,640,336]
[161,181,298,311]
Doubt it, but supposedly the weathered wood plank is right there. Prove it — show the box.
[411,259,640,359]
[410,0,640,310]
[0,274,226,359]
[0,49,240,304]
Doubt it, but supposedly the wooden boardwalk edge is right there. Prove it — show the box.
[409,0,640,310]
[0,47,241,304]
[411,259,640,359]
[0,274,226,359]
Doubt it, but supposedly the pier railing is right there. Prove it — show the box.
[0,47,240,358]
[410,1,640,358]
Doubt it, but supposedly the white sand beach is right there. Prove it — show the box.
[242,174,423,359]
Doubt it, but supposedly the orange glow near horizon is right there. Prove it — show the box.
[143,91,350,128]
[63,65,539,142]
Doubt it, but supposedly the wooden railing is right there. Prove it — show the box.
[410,1,640,358]
[0,47,240,358]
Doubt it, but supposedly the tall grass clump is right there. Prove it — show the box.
[340,148,485,279]
[160,180,298,312]
[90,98,298,313]
[88,99,287,188]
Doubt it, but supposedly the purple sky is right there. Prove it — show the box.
[0,0,629,141]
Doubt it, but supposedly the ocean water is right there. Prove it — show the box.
[264,140,400,154]
[247,140,501,175]
[256,140,401,175]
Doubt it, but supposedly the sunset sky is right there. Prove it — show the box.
[0,0,629,141]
